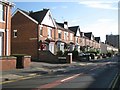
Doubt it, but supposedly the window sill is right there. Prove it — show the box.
[40,35,43,37]
[48,37,52,39]
[13,37,17,38]
[0,20,5,23]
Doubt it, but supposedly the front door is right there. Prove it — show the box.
[0,32,3,56]
[49,42,54,54]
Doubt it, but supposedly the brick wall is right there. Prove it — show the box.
[0,4,11,56]
[0,57,16,71]
[38,51,58,63]
[23,56,31,68]
[11,11,38,59]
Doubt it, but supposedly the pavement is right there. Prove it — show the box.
[0,58,108,84]
[0,61,81,83]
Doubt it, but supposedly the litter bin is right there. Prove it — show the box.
[67,53,72,64]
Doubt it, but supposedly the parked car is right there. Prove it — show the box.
[102,54,106,58]
[79,53,90,61]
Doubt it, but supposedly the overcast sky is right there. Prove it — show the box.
[12,0,119,42]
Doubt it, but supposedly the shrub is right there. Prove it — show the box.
[72,50,78,59]
[106,52,112,57]
[63,51,69,56]
[56,51,63,56]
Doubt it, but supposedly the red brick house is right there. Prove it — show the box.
[0,0,13,56]
[83,32,101,52]
[56,22,75,52]
[69,26,81,52]
[84,32,95,51]
[94,37,101,51]
[11,8,56,59]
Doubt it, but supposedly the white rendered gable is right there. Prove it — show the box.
[41,10,56,28]
[76,28,80,37]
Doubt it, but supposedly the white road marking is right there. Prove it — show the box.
[61,73,83,82]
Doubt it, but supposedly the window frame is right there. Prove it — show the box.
[48,27,52,38]
[13,30,17,38]
[58,32,62,39]
[0,4,4,22]
[39,26,43,36]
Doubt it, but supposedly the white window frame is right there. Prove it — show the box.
[48,27,52,38]
[58,30,62,39]
[39,25,43,37]
[70,33,73,41]
[13,30,17,38]
[64,32,68,40]
[76,37,79,43]
[0,4,4,22]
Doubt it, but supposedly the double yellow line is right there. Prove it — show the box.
[108,72,120,89]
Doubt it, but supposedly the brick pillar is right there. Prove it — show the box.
[67,53,72,64]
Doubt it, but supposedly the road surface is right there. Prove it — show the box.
[2,56,119,90]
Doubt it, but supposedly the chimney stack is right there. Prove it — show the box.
[64,21,68,29]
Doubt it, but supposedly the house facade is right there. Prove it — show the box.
[69,26,81,52]
[0,0,13,56]
[56,22,75,52]
[105,34,119,48]
[84,32,94,51]
[11,9,56,59]
[100,42,118,54]
[94,37,101,51]
[12,8,117,61]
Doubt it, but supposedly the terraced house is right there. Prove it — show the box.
[11,8,56,59]
[69,26,81,52]
[11,8,104,61]
[0,0,13,56]
[11,8,76,61]
[55,22,75,53]
[56,22,75,52]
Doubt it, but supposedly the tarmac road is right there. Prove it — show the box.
[2,56,119,90]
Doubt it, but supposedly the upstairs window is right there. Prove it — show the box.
[0,4,4,21]
[58,32,62,39]
[48,27,52,38]
[13,30,17,38]
[76,37,78,43]
[39,26,43,36]
[70,33,73,41]
[64,32,68,40]
[58,30,62,39]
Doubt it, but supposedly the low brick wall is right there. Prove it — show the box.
[23,56,31,68]
[0,57,16,71]
[38,51,58,63]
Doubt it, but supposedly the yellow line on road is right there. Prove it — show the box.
[0,74,41,85]
[108,72,119,89]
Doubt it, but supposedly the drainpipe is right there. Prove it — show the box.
[5,4,8,56]
[37,24,39,60]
